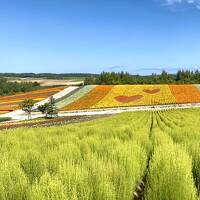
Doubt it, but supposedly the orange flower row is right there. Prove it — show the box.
[0,87,66,113]
[169,85,200,103]
[62,85,113,110]
[0,87,65,102]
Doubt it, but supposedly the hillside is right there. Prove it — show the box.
[57,84,200,111]
[1,84,200,116]
[0,86,65,114]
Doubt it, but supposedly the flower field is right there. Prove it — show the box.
[195,84,200,91]
[56,85,95,109]
[0,109,200,199]
[0,87,65,113]
[60,84,200,111]
[169,85,200,103]
[61,85,113,110]
[93,85,176,108]
[2,84,200,113]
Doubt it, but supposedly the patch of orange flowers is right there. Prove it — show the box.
[169,85,200,103]
[62,85,113,110]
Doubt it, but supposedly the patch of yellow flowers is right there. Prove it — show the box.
[92,85,176,108]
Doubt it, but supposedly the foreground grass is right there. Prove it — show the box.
[0,112,151,200]
[0,109,200,200]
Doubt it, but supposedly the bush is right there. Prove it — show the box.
[0,117,12,122]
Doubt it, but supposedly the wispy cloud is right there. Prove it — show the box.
[107,65,127,71]
[164,0,182,5]
[163,0,200,9]
[135,66,200,75]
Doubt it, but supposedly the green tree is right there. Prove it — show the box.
[46,96,58,119]
[84,76,96,85]
[0,77,41,96]
[19,99,36,120]
[38,103,49,114]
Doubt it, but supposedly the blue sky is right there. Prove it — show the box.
[0,0,200,74]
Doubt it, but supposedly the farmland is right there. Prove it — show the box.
[2,1,200,199]
[59,84,200,111]
[7,77,84,87]
[0,108,200,200]
[1,84,200,115]
[1,84,200,117]
[1,84,200,122]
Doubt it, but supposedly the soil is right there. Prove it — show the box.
[0,114,112,130]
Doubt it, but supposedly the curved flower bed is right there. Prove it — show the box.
[57,85,95,109]
[62,85,113,110]
[0,87,65,113]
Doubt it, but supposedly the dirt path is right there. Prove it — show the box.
[0,115,111,130]
[133,113,154,200]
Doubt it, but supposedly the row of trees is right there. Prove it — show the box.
[0,73,96,79]
[0,78,40,96]
[84,70,200,85]
[20,96,58,120]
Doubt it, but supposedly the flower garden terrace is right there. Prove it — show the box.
[1,84,200,116]
[56,84,200,111]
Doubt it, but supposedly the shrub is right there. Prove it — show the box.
[0,117,12,122]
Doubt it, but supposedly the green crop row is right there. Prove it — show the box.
[156,109,200,196]
[145,114,198,200]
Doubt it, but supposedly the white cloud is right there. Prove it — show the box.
[165,0,182,5]
[163,0,200,9]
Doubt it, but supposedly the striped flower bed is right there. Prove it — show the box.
[0,86,66,113]
[59,85,200,111]
[56,85,95,109]
[61,85,113,110]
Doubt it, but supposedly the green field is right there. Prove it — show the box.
[0,109,200,200]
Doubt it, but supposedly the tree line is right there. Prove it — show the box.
[84,70,200,85]
[0,78,40,96]
[0,73,96,79]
